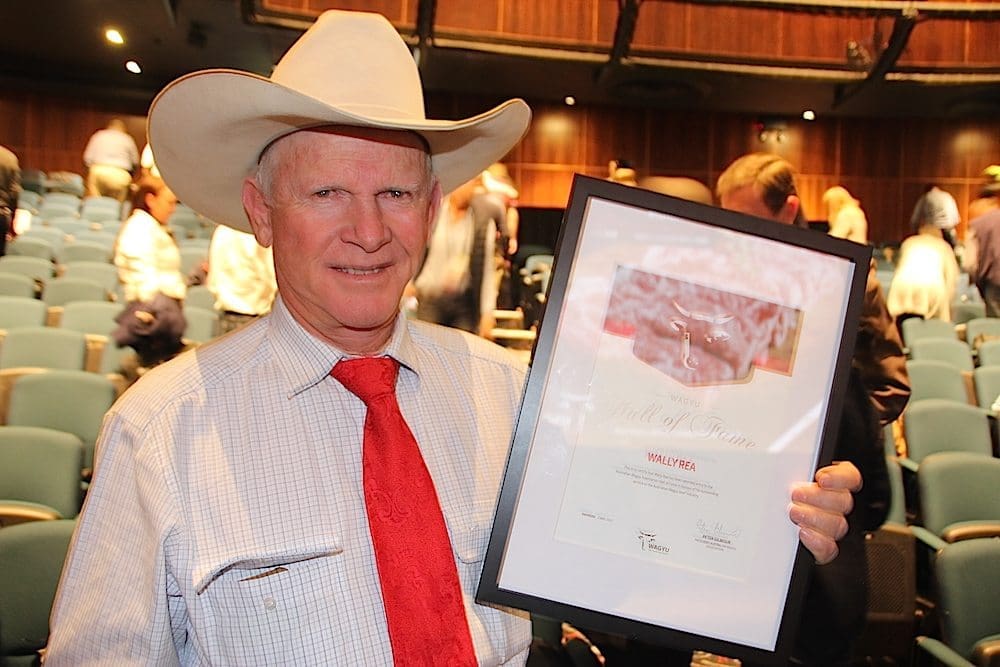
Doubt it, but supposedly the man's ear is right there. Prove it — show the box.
[242,178,273,247]
[424,179,443,244]
[778,194,801,226]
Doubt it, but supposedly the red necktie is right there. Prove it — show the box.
[331,357,478,666]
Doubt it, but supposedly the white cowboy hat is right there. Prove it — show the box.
[148,10,531,233]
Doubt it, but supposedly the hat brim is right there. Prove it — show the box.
[149,70,531,233]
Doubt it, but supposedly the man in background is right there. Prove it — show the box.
[0,144,19,256]
[717,152,907,666]
[207,223,277,333]
[83,118,139,200]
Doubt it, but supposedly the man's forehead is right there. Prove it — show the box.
[262,125,430,161]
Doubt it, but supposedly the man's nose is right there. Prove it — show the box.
[347,199,391,251]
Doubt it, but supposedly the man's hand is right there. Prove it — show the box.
[788,460,861,565]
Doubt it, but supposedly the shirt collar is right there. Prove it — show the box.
[267,296,421,397]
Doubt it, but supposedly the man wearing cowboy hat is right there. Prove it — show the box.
[47,10,860,666]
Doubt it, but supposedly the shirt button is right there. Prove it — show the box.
[263,596,276,610]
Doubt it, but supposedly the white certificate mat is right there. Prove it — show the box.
[478,176,871,665]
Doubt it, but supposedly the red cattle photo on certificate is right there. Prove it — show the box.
[604,266,803,386]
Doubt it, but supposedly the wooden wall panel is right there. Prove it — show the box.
[687,8,785,58]
[797,120,840,175]
[630,2,690,52]
[584,106,648,172]
[519,105,587,166]
[436,0,501,34]
[781,14,869,63]
[262,0,413,23]
[501,0,601,45]
[902,19,970,66]
[899,119,980,180]
[968,19,1000,63]
[646,110,712,175]
[839,118,903,179]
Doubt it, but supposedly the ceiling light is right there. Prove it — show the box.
[802,110,816,121]
[125,60,142,74]
[105,28,124,45]
[564,96,576,106]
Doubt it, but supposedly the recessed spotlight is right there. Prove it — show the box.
[802,109,816,121]
[125,60,142,74]
[564,96,576,106]
[105,28,124,45]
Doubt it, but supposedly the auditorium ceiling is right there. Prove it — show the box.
[2,0,999,118]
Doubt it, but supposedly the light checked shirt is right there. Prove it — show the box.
[46,297,531,666]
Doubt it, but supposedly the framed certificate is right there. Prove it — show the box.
[477,175,872,665]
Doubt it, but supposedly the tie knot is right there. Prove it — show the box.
[331,356,399,404]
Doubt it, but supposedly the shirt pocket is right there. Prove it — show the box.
[196,548,343,664]
[450,515,491,565]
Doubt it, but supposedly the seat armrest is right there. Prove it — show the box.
[917,636,975,666]
[912,525,947,552]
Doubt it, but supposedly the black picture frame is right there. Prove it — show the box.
[477,174,872,665]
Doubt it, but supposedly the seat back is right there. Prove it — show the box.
[0,296,47,330]
[976,339,1000,367]
[908,338,974,372]
[7,236,56,261]
[902,399,993,464]
[59,300,120,337]
[965,317,1000,347]
[973,365,1000,410]
[932,538,1000,660]
[61,261,119,294]
[917,452,1000,536]
[0,273,37,298]
[20,227,65,252]
[58,239,113,264]
[905,360,969,404]
[42,277,108,307]
[183,305,219,343]
[901,317,956,346]
[951,300,986,326]
[0,327,87,370]
[7,370,117,470]
[0,256,54,284]
[185,284,217,311]
[0,519,77,663]
[0,426,83,518]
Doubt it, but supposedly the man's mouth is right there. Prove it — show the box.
[335,265,386,276]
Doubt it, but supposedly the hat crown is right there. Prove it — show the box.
[272,11,426,121]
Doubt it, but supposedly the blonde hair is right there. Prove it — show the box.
[716,153,802,222]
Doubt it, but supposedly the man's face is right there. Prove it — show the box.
[243,126,440,353]
[147,186,178,225]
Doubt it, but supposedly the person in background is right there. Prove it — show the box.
[963,176,1000,316]
[46,13,863,664]
[207,223,277,333]
[910,184,960,248]
[83,118,139,201]
[823,185,869,244]
[716,152,907,666]
[413,173,502,338]
[482,162,520,309]
[886,222,959,324]
[0,144,19,256]
[607,158,638,186]
[114,175,185,304]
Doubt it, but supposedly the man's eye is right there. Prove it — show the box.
[314,189,332,197]
[382,189,410,199]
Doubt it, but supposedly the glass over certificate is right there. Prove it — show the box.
[478,175,871,665]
